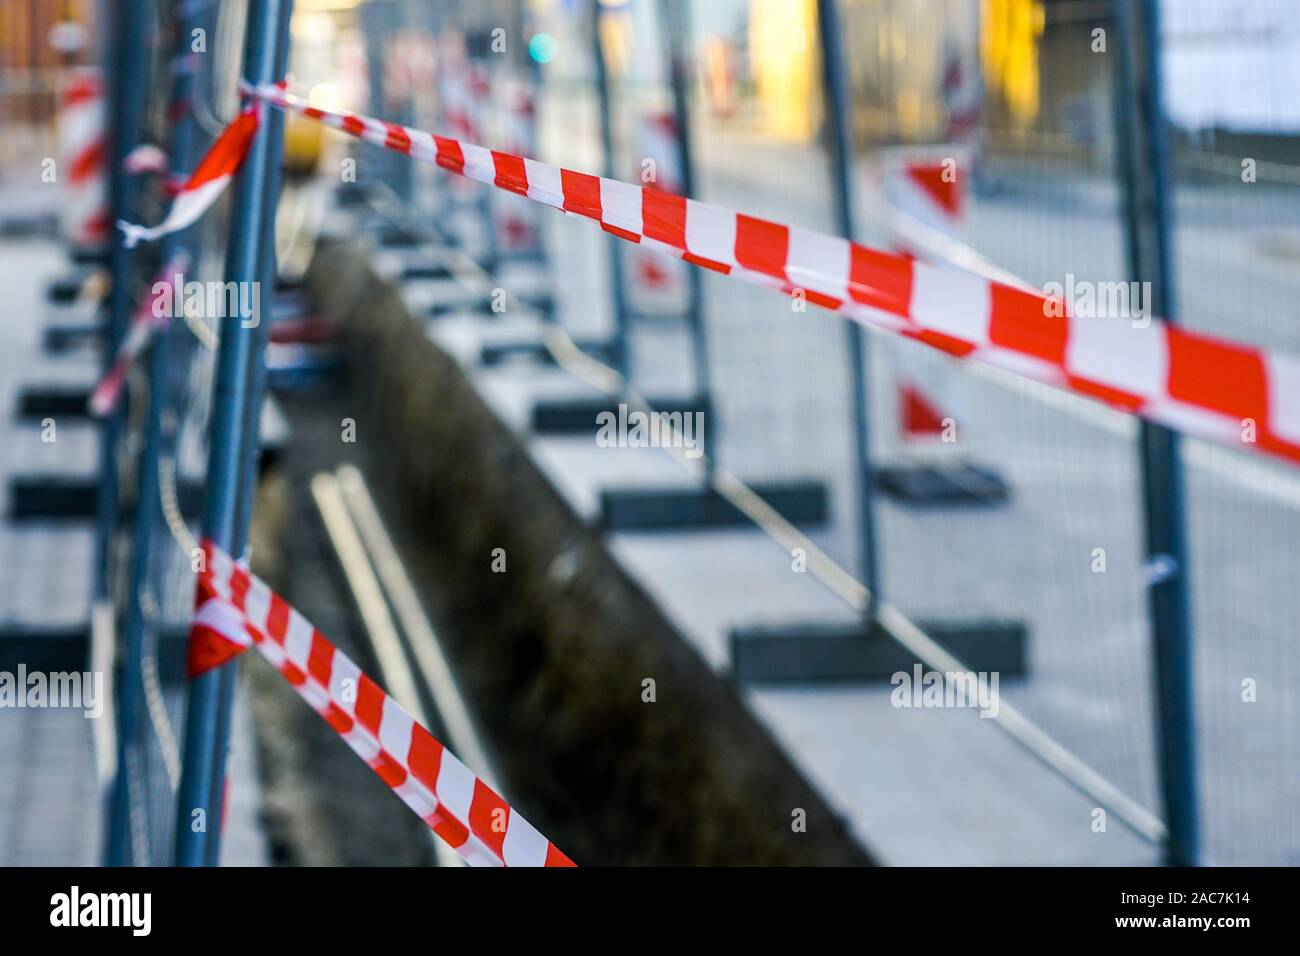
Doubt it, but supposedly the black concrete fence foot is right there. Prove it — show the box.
[480,337,613,367]
[530,394,709,435]
[16,385,93,421]
[8,474,204,521]
[729,617,1029,683]
[875,461,1011,506]
[601,480,830,531]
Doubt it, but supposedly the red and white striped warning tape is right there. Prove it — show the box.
[118,105,260,249]
[141,81,1300,469]
[89,254,190,417]
[242,82,1300,469]
[188,539,575,868]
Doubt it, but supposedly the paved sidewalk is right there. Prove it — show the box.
[0,232,267,866]
[0,235,99,865]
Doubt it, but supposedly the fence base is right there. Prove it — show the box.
[480,337,614,367]
[16,385,94,420]
[531,395,708,435]
[496,248,549,268]
[44,322,102,354]
[0,623,189,674]
[45,270,100,305]
[375,223,424,248]
[427,289,497,318]
[400,260,454,282]
[875,461,1010,506]
[729,617,1028,683]
[0,624,90,672]
[0,211,57,240]
[601,480,829,531]
[69,247,110,267]
[336,181,371,207]
[376,220,457,251]
[8,474,204,521]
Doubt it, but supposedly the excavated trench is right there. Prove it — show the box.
[245,237,872,866]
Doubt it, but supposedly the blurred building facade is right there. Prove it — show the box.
[0,0,98,169]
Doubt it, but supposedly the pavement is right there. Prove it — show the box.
[0,234,100,865]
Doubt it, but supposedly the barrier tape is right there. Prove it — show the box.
[188,539,575,868]
[134,81,1300,468]
[242,82,1300,469]
[118,105,260,249]
[89,254,190,417]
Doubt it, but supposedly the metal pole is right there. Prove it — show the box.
[98,0,153,867]
[199,2,294,867]
[362,0,389,192]
[816,0,882,609]
[174,0,293,867]
[659,0,714,473]
[104,0,210,867]
[590,0,630,377]
[363,1,415,203]
[233,0,294,587]
[98,3,150,592]
[474,54,501,276]
[1112,0,1198,866]
[388,6,413,204]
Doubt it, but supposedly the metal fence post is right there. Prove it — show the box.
[98,2,151,586]
[658,0,715,471]
[590,0,630,377]
[201,2,295,867]
[234,8,292,558]
[174,0,294,867]
[1112,0,1199,866]
[362,0,408,200]
[99,0,155,867]
[817,0,882,609]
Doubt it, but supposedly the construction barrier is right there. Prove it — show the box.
[74,0,1299,872]
[117,105,260,249]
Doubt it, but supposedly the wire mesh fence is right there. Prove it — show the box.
[840,0,1165,838]
[41,0,1297,865]
[1157,0,1300,865]
[96,0,244,865]
[310,0,1300,864]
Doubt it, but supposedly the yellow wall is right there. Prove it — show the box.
[749,0,821,142]
[981,0,1043,125]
